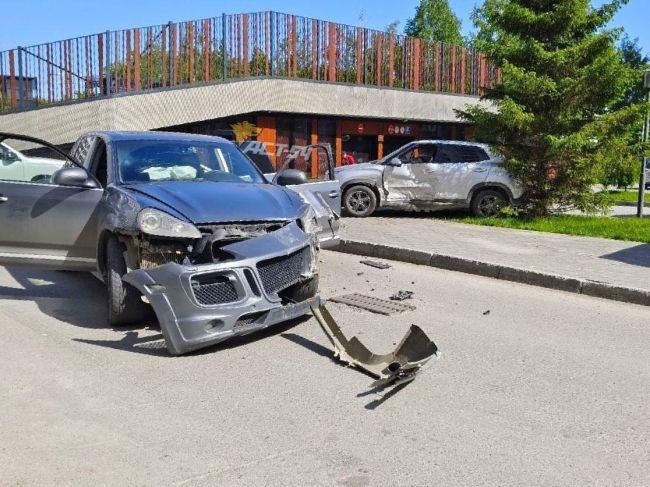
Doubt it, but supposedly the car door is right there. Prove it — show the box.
[0,133,103,271]
[382,142,438,205]
[273,143,340,247]
[430,144,491,201]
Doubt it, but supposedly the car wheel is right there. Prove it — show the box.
[471,189,508,217]
[105,236,150,326]
[343,185,377,217]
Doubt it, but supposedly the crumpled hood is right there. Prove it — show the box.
[124,181,303,224]
[334,162,385,185]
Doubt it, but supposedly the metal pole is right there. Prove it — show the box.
[168,21,173,87]
[105,31,111,96]
[269,12,275,76]
[637,70,650,217]
[222,13,227,80]
[16,46,23,110]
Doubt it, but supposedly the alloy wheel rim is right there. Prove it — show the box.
[349,190,371,213]
[478,195,504,217]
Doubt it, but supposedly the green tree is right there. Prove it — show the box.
[616,35,650,108]
[405,0,465,46]
[600,35,650,189]
[459,0,649,216]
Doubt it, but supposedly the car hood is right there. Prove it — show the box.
[335,162,381,172]
[123,181,303,224]
[335,162,384,182]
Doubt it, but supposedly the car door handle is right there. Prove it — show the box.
[328,191,340,198]
[473,168,488,173]
[424,169,436,173]
[0,195,8,203]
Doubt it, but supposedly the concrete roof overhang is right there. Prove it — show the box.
[0,77,490,145]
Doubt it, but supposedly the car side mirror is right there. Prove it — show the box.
[386,157,402,167]
[52,166,100,189]
[275,168,308,186]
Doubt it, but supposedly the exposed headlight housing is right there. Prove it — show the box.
[299,205,322,235]
[137,208,202,239]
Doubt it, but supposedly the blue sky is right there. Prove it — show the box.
[0,0,647,52]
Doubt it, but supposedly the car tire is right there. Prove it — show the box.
[471,189,508,217]
[343,185,377,217]
[105,236,150,326]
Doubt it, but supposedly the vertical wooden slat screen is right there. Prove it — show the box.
[0,11,497,113]
[133,29,140,91]
[8,50,16,108]
[328,23,336,81]
[98,33,104,95]
[125,31,131,92]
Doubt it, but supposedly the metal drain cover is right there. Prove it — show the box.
[328,293,416,315]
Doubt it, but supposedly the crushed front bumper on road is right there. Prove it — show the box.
[124,223,319,355]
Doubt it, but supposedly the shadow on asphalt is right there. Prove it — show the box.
[282,332,414,410]
[600,244,650,268]
[2,266,309,357]
[75,317,309,358]
[2,267,110,329]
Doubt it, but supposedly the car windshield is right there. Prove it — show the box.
[115,139,266,185]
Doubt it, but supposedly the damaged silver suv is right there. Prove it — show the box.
[0,132,340,355]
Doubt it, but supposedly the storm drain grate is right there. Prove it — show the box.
[328,293,416,315]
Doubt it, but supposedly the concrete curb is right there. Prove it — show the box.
[333,239,650,307]
[615,201,650,208]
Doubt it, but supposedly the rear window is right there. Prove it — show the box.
[436,145,490,163]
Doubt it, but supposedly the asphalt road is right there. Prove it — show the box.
[1,252,648,486]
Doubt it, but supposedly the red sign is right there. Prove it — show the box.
[357,123,364,134]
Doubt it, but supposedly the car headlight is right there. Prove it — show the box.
[137,208,202,239]
[299,206,322,235]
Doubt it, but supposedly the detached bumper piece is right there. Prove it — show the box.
[311,304,438,388]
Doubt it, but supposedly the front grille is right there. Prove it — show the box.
[256,246,311,295]
[234,311,268,329]
[190,274,239,305]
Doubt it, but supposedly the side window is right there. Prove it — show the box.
[0,143,21,164]
[88,139,108,187]
[435,145,489,163]
[0,138,66,184]
[70,136,96,167]
[398,144,437,164]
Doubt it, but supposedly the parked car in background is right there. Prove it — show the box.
[0,131,340,356]
[336,140,523,217]
[0,141,63,183]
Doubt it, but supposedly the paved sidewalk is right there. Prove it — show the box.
[336,215,650,306]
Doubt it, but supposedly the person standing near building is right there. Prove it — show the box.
[342,151,356,166]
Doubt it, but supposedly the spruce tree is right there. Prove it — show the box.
[460,0,649,216]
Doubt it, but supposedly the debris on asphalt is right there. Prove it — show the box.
[389,290,414,301]
[360,259,392,270]
[311,304,438,389]
[357,272,365,276]
[329,293,416,315]
[483,310,491,316]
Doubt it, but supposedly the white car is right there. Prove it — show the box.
[0,141,63,183]
[336,140,523,217]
